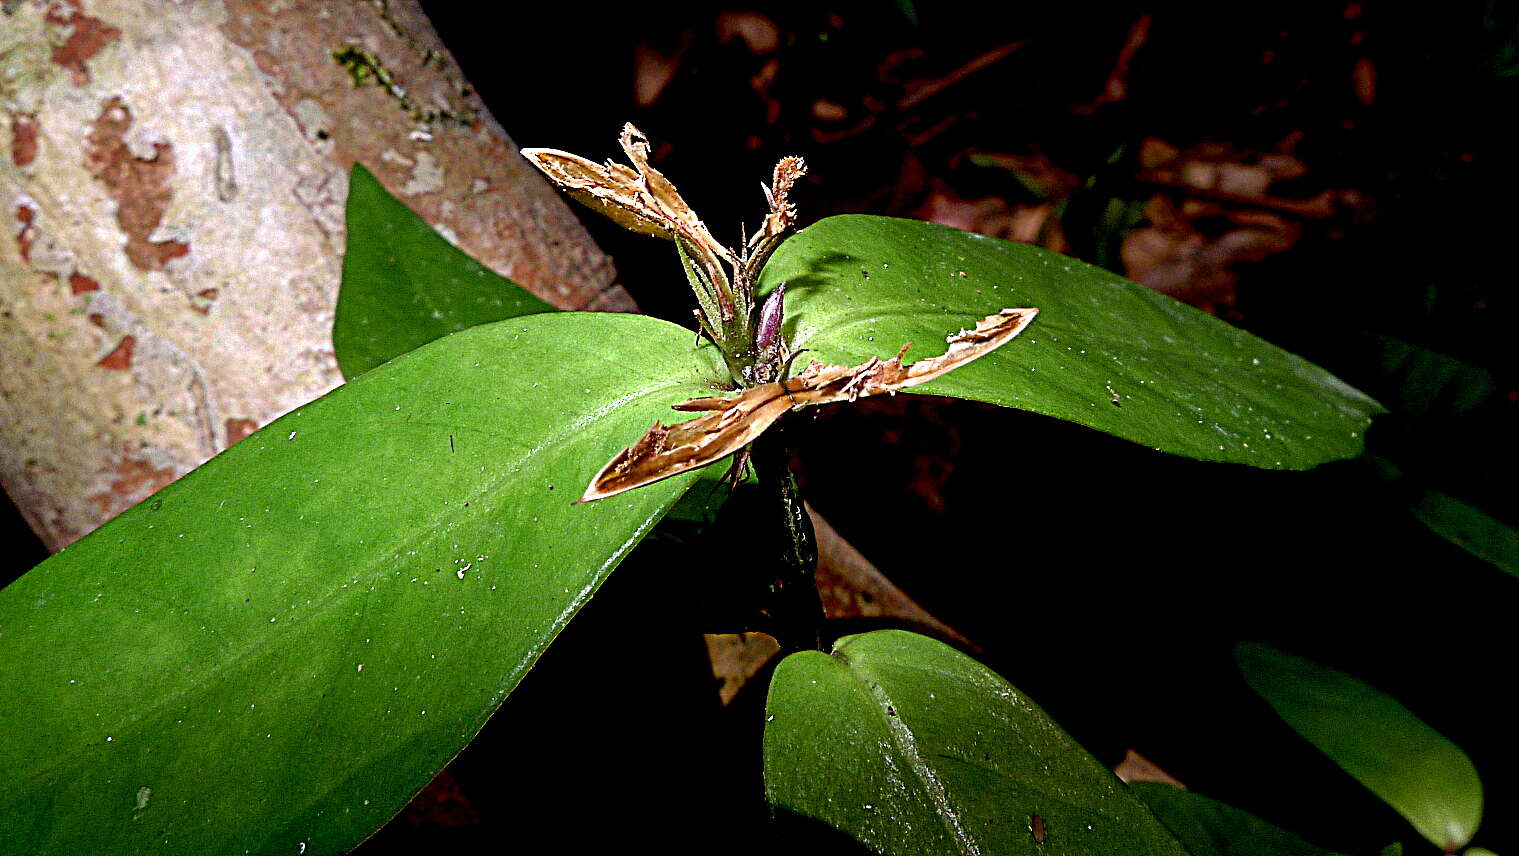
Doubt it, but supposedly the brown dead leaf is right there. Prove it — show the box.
[1122,193,1300,312]
[633,32,693,108]
[1114,749,1186,788]
[704,632,781,705]
[716,12,779,55]
[912,178,1069,253]
[580,308,1038,502]
[1135,137,1332,219]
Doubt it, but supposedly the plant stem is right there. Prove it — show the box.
[751,430,823,652]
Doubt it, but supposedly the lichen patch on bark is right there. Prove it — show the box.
[87,445,175,516]
[68,272,100,294]
[9,113,39,167]
[189,287,219,314]
[45,0,121,87]
[224,417,259,445]
[97,334,135,370]
[13,203,37,262]
[84,97,191,271]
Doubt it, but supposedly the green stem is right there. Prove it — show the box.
[676,238,756,385]
[751,431,823,652]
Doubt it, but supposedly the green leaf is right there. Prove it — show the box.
[762,215,1382,469]
[1361,333,1496,418]
[1131,782,1347,856]
[764,630,1188,856]
[0,313,723,856]
[333,163,555,378]
[1235,643,1483,850]
[1410,489,1519,580]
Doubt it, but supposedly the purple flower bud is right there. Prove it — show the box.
[757,283,785,358]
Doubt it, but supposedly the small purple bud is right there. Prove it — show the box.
[757,283,785,357]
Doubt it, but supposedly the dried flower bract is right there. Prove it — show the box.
[579,308,1039,502]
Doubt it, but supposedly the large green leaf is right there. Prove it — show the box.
[1409,488,1519,580]
[1235,643,1483,850]
[1131,783,1346,856]
[764,630,1188,855]
[762,215,1382,469]
[332,163,555,378]
[0,313,723,856]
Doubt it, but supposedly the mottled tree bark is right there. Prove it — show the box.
[1,0,630,550]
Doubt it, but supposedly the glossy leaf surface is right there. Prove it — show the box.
[0,313,722,856]
[762,215,1381,468]
[765,630,1188,855]
[1236,643,1483,850]
[333,163,554,378]
[1132,783,1346,856]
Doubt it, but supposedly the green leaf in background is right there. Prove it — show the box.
[1409,489,1519,580]
[1235,643,1483,851]
[0,313,723,856]
[764,630,1189,855]
[1361,333,1496,418]
[761,215,1382,469]
[1131,782,1347,856]
[333,163,555,378]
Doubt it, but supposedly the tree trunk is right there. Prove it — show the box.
[1,0,630,551]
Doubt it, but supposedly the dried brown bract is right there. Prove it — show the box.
[525,125,808,379]
[524,125,739,322]
[522,124,730,261]
[744,156,808,275]
[579,307,1038,502]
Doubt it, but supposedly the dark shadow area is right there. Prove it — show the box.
[770,808,878,855]
[0,488,47,589]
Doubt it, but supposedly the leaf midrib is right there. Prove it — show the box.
[842,654,984,856]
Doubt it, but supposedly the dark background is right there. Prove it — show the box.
[7,2,1517,854]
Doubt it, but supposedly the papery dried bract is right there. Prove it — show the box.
[750,157,807,256]
[616,126,734,267]
[579,307,1039,502]
[522,124,733,264]
[518,146,672,239]
[525,124,742,324]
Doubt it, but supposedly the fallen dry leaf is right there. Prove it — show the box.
[580,307,1038,502]
[704,632,781,705]
[1114,749,1186,788]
